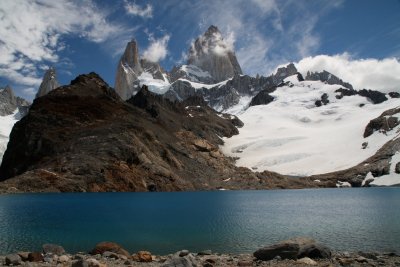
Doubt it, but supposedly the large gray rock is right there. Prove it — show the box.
[161,254,198,267]
[253,237,332,261]
[187,25,242,83]
[5,253,22,265]
[42,243,65,255]
[36,67,60,98]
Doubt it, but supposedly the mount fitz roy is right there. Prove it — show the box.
[0,25,399,192]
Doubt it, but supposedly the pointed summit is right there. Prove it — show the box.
[115,39,144,100]
[36,67,60,98]
[187,25,242,82]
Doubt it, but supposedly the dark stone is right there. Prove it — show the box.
[254,243,300,260]
[362,142,368,149]
[28,252,44,262]
[371,166,390,177]
[249,89,275,106]
[42,243,65,255]
[358,89,388,104]
[296,72,304,82]
[72,259,89,267]
[253,237,331,261]
[298,243,332,259]
[5,254,22,265]
[321,93,329,105]
[335,88,357,99]
[315,100,322,107]
[364,115,399,138]
[179,250,190,257]
[389,92,400,98]
[198,250,212,256]
[395,162,400,174]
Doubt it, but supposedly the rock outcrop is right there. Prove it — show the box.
[253,237,332,261]
[0,72,311,193]
[272,63,298,84]
[36,67,60,98]
[0,86,30,116]
[187,25,242,83]
[310,107,400,187]
[249,88,276,106]
[306,70,353,90]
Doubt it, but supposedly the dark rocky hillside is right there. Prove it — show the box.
[0,73,322,193]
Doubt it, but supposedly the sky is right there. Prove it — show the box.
[0,0,400,100]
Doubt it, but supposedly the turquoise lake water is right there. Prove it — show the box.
[0,188,399,255]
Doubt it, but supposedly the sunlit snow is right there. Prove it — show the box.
[221,75,400,176]
[0,110,19,162]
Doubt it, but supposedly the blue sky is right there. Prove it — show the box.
[0,0,399,100]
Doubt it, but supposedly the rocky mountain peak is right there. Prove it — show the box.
[0,85,30,116]
[187,25,243,83]
[121,39,143,74]
[272,63,298,84]
[204,25,220,37]
[36,67,60,98]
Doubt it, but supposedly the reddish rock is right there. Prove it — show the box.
[90,242,130,258]
[135,251,152,262]
[28,252,44,262]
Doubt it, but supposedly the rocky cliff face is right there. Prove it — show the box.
[305,70,353,90]
[115,40,168,100]
[187,25,242,83]
[0,86,30,116]
[0,72,316,193]
[36,67,60,98]
[114,40,143,100]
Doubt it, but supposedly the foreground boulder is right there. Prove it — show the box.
[253,237,332,261]
[42,243,65,255]
[90,241,131,258]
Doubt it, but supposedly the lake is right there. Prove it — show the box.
[0,188,399,255]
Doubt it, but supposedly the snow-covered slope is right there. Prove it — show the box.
[221,75,400,176]
[0,110,19,162]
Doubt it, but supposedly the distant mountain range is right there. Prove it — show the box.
[0,25,399,192]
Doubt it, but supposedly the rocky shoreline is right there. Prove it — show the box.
[1,238,399,267]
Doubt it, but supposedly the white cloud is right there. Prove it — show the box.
[296,53,400,92]
[124,1,153,18]
[142,35,170,62]
[22,87,37,96]
[0,0,131,94]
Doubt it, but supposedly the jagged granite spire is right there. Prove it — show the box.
[36,67,60,98]
[114,39,143,100]
[0,85,30,116]
[187,25,242,82]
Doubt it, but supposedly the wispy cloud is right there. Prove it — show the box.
[142,35,170,62]
[186,0,343,76]
[0,0,132,94]
[124,0,153,18]
[296,53,400,92]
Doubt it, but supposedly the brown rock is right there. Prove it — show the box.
[17,252,30,261]
[135,251,152,262]
[237,260,253,266]
[90,242,130,258]
[28,252,44,262]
